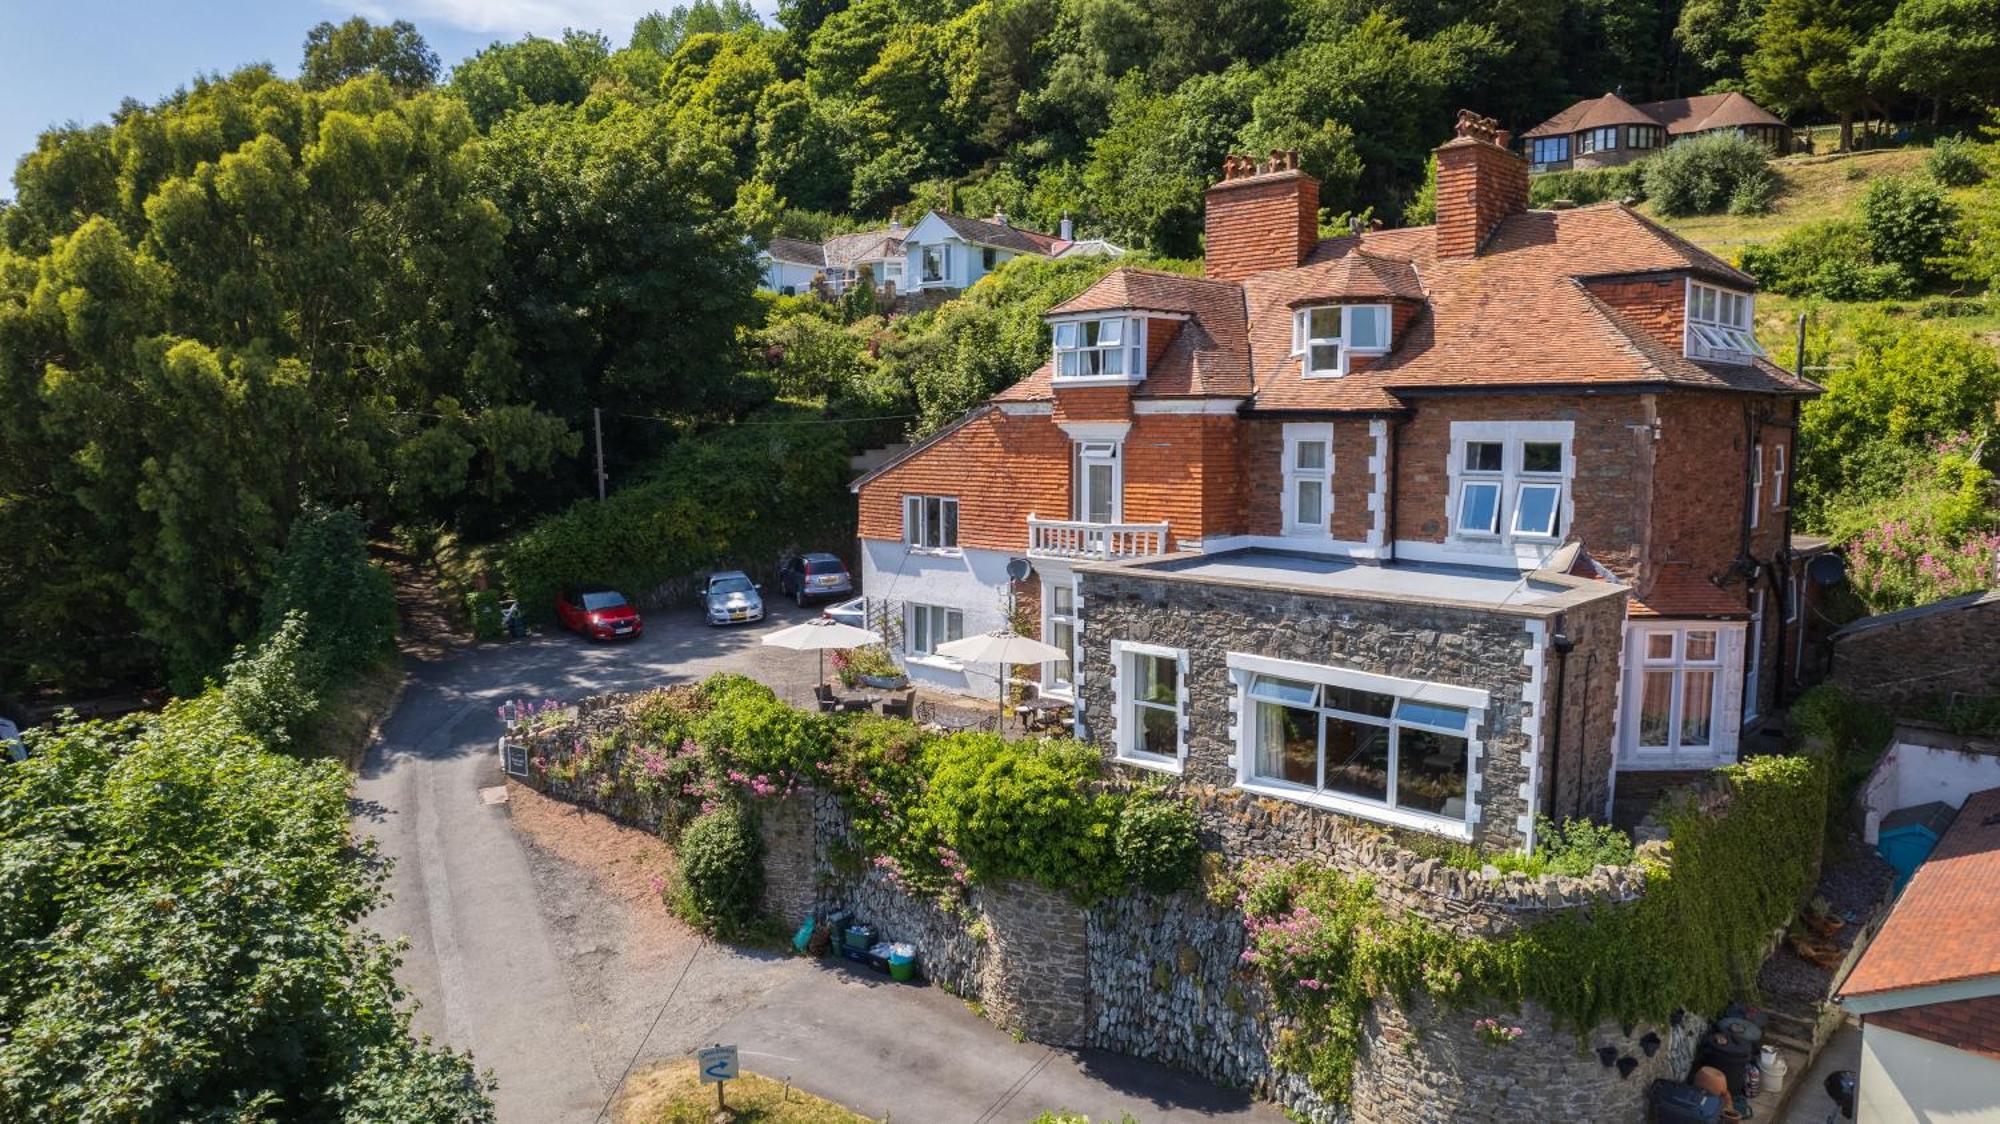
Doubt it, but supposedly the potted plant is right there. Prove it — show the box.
[841,644,908,689]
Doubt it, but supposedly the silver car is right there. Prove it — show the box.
[700,570,765,626]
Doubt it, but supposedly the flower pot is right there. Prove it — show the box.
[860,674,909,689]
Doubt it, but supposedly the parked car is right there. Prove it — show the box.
[699,571,765,626]
[777,552,854,606]
[822,595,867,630]
[555,585,644,641]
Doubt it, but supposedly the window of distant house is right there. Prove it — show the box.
[1244,672,1473,827]
[981,246,997,271]
[1449,422,1571,545]
[1625,126,1660,150]
[903,495,959,550]
[922,245,950,284]
[1116,641,1185,769]
[1293,305,1390,378]
[1053,316,1142,380]
[1282,424,1333,535]
[907,603,963,657]
[1579,127,1619,154]
[1531,136,1570,164]
[1686,281,1762,362]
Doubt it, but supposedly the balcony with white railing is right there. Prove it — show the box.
[1026,517,1171,561]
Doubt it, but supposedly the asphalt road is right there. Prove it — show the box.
[355,599,1282,1124]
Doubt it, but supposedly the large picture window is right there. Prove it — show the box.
[907,603,963,656]
[1635,628,1720,753]
[1245,674,1473,825]
[921,245,950,285]
[1686,281,1762,362]
[1292,305,1390,378]
[903,495,959,550]
[1530,136,1569,165]
[1116,642,1184,768]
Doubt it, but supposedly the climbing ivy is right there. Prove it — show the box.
[1239,751,1832,1104]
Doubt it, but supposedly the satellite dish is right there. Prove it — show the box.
[1005,557,1033,583]
[1807,553,1847,587]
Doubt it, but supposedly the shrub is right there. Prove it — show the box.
[1532,816,1636,876]
[1925,135,1986,187]
[1737,220,1911,299]
[220,612,323,748]
[260,504,397,682]
[1643,132,1779,217]
[1114,791,1204,893]
[695,674,834,779]
[1862,176,1958,288]
[921,734,1122,895]
[674,805,765,933]
[466,589,503,641]
[1529,164,1648,208]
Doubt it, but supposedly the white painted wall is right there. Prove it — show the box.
[759,256,819,294]
[1859,1023,2000,1123]
[1861,731,2000,843]
[857,538,1017,699]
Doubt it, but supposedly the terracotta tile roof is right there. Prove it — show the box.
[1524,91,1787,140]
[1628,566,1749,618]
[934,212,1061,256]
[764,237,824,266]
[988,202,1815,412]
[1842,786,2000,998]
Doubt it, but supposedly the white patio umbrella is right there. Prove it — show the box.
[760,617,883,689]
[934,630,1070,722]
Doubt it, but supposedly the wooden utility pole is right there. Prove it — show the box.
[593,407,607,501]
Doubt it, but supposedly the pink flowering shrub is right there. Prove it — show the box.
[1848,514,1998,612]
[1473,1017,1524,1046]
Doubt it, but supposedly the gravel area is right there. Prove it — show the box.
[1757,832,1895,1004]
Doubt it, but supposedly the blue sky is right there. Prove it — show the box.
[1,0,778,200]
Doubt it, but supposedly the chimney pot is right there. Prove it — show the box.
[1059,213,1074,241]
[1203,155,1319,281]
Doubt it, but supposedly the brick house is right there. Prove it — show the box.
[851,112,1817,851]
[1837,785,2000,1122]
[1520,91,1791,171]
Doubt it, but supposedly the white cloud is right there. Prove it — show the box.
[351,0,777,39]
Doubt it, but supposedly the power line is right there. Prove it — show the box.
[607,411,917,428]
[590,933,708,1124]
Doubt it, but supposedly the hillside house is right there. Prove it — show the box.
[850,113,1818,850]
[758,211,1121,298]
[1521,91,1791,171]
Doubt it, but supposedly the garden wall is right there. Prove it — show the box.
[508,693,1684,1123]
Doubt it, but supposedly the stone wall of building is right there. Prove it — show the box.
[1831,590,2000,711]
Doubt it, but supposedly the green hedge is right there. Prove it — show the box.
[492,406,856,621]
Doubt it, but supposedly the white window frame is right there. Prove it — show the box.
[1281,423,1333,536]
[1291,305,1390,379]
[1685,280,1762,363]
[1750,443,1763,530]
[1113,640,1187,772]
[1445,421,1574,552]
[1073,441,1123,523]
[1227,652,1486,840]
[906,603,964,657]
[1771,442,1787,512]
[1051,314,1146,385]
[921,244,952,285]
[1622,623,1743,767]
[903,495,960,552]
[1042,574,1077,697]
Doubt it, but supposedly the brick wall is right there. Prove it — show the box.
[1435,137,1529,258]
[1239,418,1376,542]
[1203,170,1318,282]
[1586,275,1685,350]
[1124,414,1241,543]
[1391,394,1650,577]
[1832,591,2000,711]
[1052,385,1133,424]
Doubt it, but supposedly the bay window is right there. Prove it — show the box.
[903,495,959,550]
[1053,315,1144,381]
[1686,281,1762,362]
[1634,627,1720,754]
[1579,127,1618,154]
[1292,304,1390,378]
[1283,424,1332,534]
[907,603,963,657]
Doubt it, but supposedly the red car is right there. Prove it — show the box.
[556,586,643,641]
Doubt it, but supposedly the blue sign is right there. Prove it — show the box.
[697,1044,739,1084]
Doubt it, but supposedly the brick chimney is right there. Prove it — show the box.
[1203,149,1318,282]
[1434,110,1529,258]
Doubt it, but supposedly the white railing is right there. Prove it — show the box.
[1026,517,1171,561]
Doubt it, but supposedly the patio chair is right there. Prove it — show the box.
[814,684,840,714]
[880,689,915,720]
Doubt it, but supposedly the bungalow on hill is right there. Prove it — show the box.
[757,211,1120,298]
[1521,91,1791,171]
[851,113,1818,852]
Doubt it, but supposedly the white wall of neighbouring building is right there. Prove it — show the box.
[1858,1023,2000,1124]
[1860,725,2000,843]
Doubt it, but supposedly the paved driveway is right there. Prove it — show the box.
[355,600,1281,1124]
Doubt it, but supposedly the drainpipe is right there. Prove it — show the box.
[1773,313,1808,706]
[1547,620,1575,824]
[1386,415,1407,562]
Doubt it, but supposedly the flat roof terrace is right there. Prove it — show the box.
[1085,548,1624,616]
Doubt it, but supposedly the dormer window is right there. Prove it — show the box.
[1052,315,1145,382]
[1686,281,1762,363]
[1292,305,1390,378]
